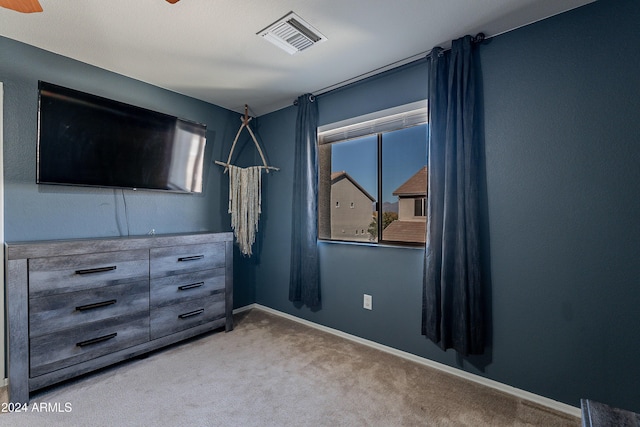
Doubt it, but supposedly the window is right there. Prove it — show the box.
[318,102,427,245]
[414,198,426,217]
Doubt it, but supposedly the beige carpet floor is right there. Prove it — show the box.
[0,309,579,426]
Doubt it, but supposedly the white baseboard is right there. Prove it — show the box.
[232,304,255,315]
[233,303,581,418]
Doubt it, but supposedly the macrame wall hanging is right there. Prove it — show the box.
[216,105,278,256]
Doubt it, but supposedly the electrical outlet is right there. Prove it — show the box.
[363,294,372,310]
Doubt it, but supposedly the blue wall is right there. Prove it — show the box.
[0,36,238,242]
[0,34,266,323]
[0,35,262,307]
[248,0,640,411]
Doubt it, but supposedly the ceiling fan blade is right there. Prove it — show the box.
[0,0,43,13]
[166,0,180,4]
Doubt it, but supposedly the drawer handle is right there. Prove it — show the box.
[178,282,204,291]
[75,266,117,275]
[178,309,204,319]
[76,332,117,347]
[178,255,204,262]
[76,299,117,312]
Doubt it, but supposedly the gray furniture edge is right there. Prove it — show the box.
[6,232,233,260]
[581,399,640,427]
[5,232,233,404]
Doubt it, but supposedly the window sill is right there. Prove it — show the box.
[318,239,425,250]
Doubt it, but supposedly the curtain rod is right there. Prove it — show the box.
[311,53,428,97]
[426,32,485,59]
[292,94,316,106]
[303,32,488,100]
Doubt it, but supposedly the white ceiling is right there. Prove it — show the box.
[0,0,594,116]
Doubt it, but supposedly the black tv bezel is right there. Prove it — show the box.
[36,81,208,194]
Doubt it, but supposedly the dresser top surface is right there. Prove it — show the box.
[6,232,233,260]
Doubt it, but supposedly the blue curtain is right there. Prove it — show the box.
[289,94,320,308]
[422,36,484,355]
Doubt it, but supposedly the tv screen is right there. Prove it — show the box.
[37,81,207,193]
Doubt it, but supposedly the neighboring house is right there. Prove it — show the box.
[330,171,375,241]
[383,166,427,243]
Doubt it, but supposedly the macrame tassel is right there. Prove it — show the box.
[228,165,263,256]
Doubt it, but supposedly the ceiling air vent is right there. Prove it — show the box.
[257,12,327,55]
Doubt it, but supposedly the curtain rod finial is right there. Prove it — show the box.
[293,94,316,106]
[473,33,486,44]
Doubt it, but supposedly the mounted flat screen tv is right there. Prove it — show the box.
[37,81,207,193]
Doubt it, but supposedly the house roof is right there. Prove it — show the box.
[331,171,375,202]
[393,166,427,197]
[382,221,426,244]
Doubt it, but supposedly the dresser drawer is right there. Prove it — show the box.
[150,243,225,278]
[30,313,149,377]
[150,293,225,340]
[29,280,149,336]
[150,268,225,309]
[28,249,149,297]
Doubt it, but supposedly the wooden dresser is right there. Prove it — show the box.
[5,232,233,404]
